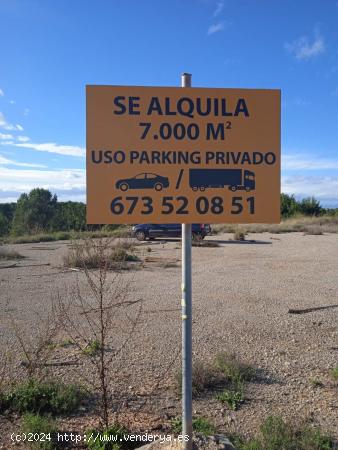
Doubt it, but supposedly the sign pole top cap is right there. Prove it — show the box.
[181,73,192,87]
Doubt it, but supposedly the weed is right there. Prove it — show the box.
[64,239,138,270]
[6,379,86,415]
[47,342,57,351]
[331,366,338,380]
[235,416,333,450]
[83,339,102,356]
[233,228,246,241]
[58,339,74,348]
[0,247,25,260]
[175,361,216,397]
[212,215,338,236]
[22,413,57,449]
[146,247,152,252]
[171,416,215,437]
[86,424,128,450]
[217,386,244,410]
[310,378,323,388]
[214,352,255,383]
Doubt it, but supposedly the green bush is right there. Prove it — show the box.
[86,424,128,450]
[22,413,57,449]
[234,416,333,450]
[83,340,102,356]
[171,416,215,436]
[217,386,244,410]
[6,379,86,415]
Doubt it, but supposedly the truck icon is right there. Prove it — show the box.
[189,169,255,192]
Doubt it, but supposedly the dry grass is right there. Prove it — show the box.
[63,238,138,270]
[233,227,246,241]
[212,215,338,235]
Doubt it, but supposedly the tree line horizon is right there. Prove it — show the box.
[0,188,336,237]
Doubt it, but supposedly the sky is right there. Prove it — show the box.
[0,0,338,206]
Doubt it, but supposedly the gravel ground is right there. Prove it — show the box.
[0,232,337,446]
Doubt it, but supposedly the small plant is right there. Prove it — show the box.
[83,339,102,356]
[7,379,86,415]
[86,424,128,450]
[235,416,333,450]
[214,352,255,383]
[193,417,216,436]
[58,338,74,348]
[175,361,216,397]
[233,228,246,241]
[47,341,57,350]
[310,378,323,388]
[171,416,215,437]
[217,386,244,410]
[22,413,57,449]
[64,239,138,270]
[331,366,338,380]
[146,247,152,252]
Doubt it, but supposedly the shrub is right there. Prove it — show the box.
[7,379,86,415]
[175,361,216,397]
[233,228,246,241]
[22,413,57,449]
[64,239,138,269]
[86,424,128,450]
[171,416,215,436]
[217,386,244,410]
[235,416,333,450]
[83,340,102,356]
[214,352,255,383]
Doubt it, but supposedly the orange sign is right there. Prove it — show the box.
[86,86,280,224]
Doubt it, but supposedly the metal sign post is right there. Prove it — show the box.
[181,73,193,450]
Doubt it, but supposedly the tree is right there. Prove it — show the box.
[11,189,57,235]
[299,196,322,216]
[280,193,298,218]
[0,212,9,236]
[52,202,86,231]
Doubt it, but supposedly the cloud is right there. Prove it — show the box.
[0,89,4,97]
[17,136,30,142]
[0,132,14,140]
[0,112,24,131]
[0,155,47,168]
[213,1,224,17]
[0,167,85,195]
[282,175,338,206]
[283,153,338,170]
[285,32,325,60]
[6,141,85,157]
[23,108,29,116]
[207,22,224,35]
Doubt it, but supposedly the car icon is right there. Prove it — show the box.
[115,173,170,192]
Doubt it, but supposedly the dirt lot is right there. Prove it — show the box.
[0,232,337,444]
